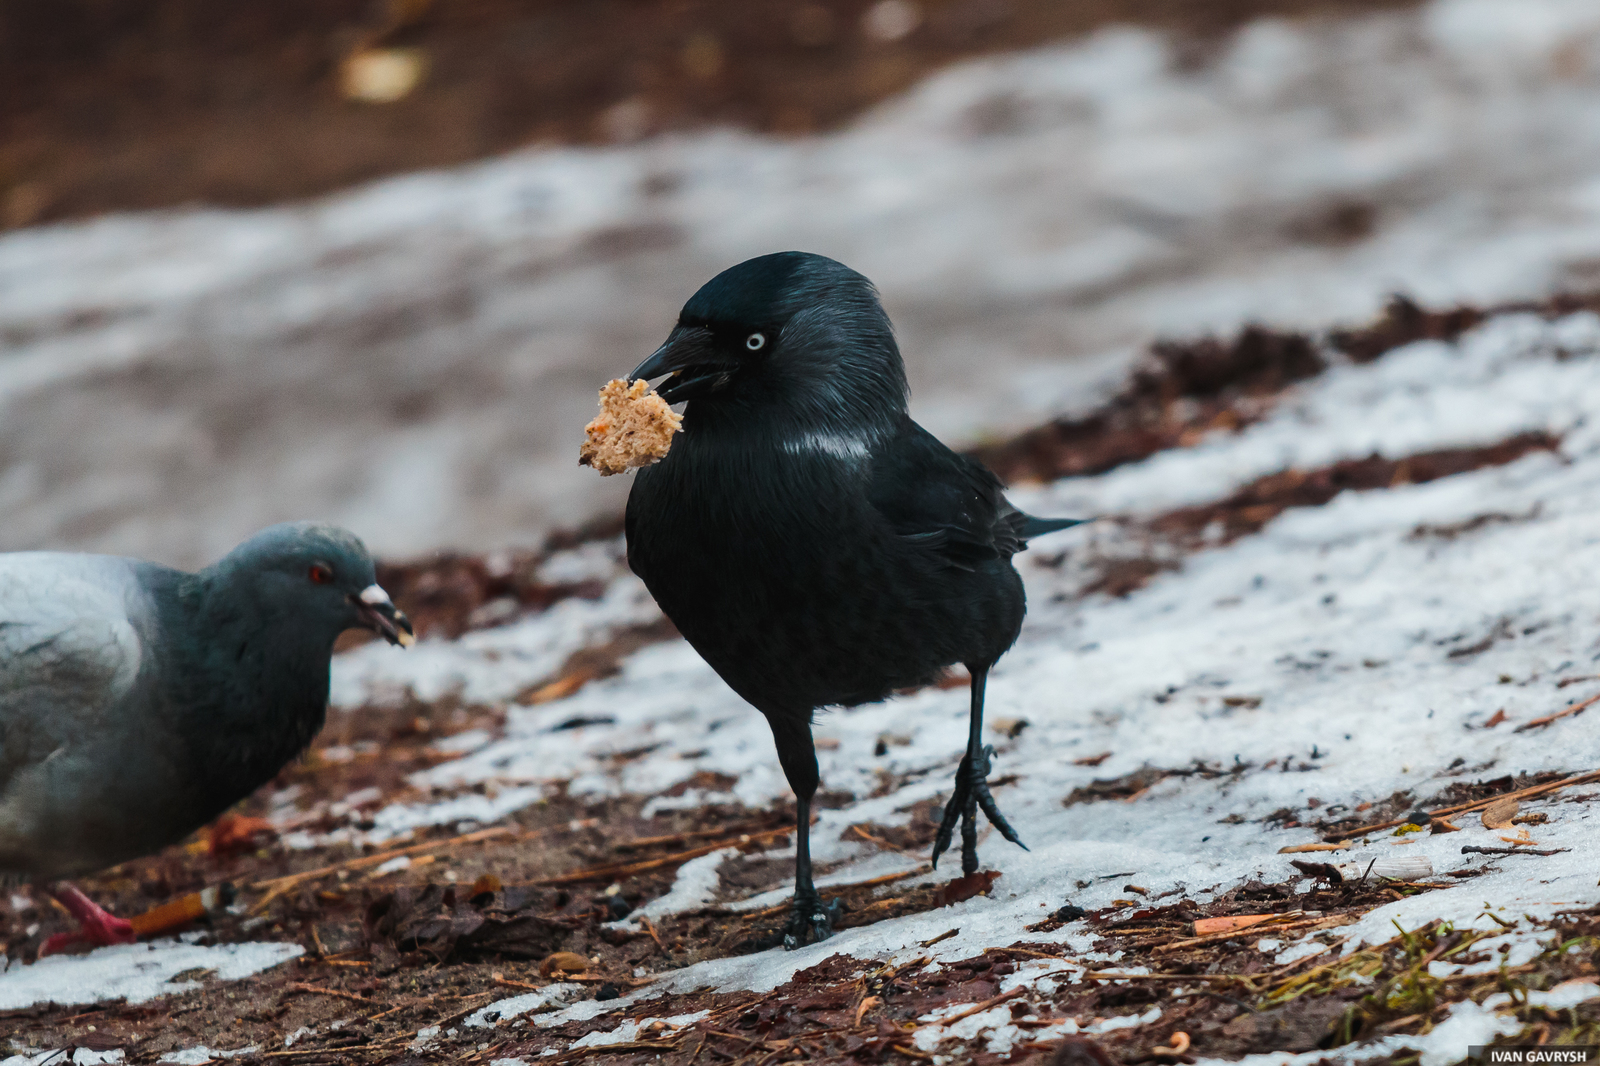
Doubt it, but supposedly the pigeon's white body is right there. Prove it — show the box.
[0,552,173,879]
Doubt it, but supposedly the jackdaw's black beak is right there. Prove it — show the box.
[630,326,736,403]
[352,584,415,647]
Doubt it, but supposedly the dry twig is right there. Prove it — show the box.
[529,828,793,885]
[931,986,1025,1025]
[1515,692,1600,732]
[250,826,517,910]
[1325,769,1600,840]
[1154,913,1357,953]
[283,982,374,1004]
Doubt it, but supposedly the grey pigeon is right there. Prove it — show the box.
[0,522,412,954]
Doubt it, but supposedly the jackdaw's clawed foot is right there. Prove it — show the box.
[780,891,840,951]
[930,745,1027,876]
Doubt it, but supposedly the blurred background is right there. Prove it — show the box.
[3,0,1600,566]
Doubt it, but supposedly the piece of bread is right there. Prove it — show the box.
[579,378,683,475]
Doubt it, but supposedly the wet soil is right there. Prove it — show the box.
[1,0,1423,229]
[5,292,1595,1062]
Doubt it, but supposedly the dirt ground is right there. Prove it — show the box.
[1,0,1422,228]
[4,712,1594,1062]
[5,292,1599,1063]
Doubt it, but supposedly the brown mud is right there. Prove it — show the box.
[3,0,1422,229]
[4,292,1595,1062]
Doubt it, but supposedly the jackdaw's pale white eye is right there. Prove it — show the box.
[746,332,766,350]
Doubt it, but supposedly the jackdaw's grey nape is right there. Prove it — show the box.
[0,521,412,956]
[624,251,1084,949]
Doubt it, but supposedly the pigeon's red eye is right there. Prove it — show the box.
[308,564,334,585]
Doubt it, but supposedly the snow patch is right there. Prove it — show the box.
[567,1011,711,1049]
[0,940,303,1011]
[607,848,738,933]
[158,1048,259,1065]
[9,1,1600,563]
[464,983,585,1028]
[327,309,1600,1053]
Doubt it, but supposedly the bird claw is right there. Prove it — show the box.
[929,746,1026,875]
[780,892,839,951]
[38,913,135,957]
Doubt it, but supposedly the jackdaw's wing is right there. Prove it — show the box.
[867,418,1030,570]
[0,555,146,795]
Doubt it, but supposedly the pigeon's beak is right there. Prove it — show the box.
[353,584,415,647]
[630,326,735,403]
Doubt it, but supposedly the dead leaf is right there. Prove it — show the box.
[1481,797,1520,829]
[208,813,276,857]
[340,47,428,104]
[1047,1038,1118,1066]
[1483,709,1508,728]
[935,870,999,907]
[854,995,881,1026]
[1192,913,1276,936]
[365,883,567,962]
[1429,818,1461,833]
[539,951,591,977]
[1073,751,1112,767]
[1289,859,1342,882]
[1278,842,1348,853]
[1153,1031,1191,1057]
[518,669,597,705]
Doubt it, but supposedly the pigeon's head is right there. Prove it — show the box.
[630,251,908,430]
[210,523,415,648]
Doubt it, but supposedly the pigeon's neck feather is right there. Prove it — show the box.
[152,567,334,819]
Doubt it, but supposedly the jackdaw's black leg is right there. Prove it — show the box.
[767,713,839,950]
[930,663,1027,875]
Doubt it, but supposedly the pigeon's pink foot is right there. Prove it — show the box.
[39,884,136,956]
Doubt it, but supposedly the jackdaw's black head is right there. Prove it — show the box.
[630,252,908,431]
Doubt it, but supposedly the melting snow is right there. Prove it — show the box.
[157,1050,258,1065]
[410,309,1600,1053]
[1,1054,126,1066]
[6,0,1600,563]
[0,938,303,1012]
[606,848,739,933]
[566,1011,710,1049]
[463,983,585,1029]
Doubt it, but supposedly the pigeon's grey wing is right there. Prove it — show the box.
[0,554,145,800]
[866,416,1023,569]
